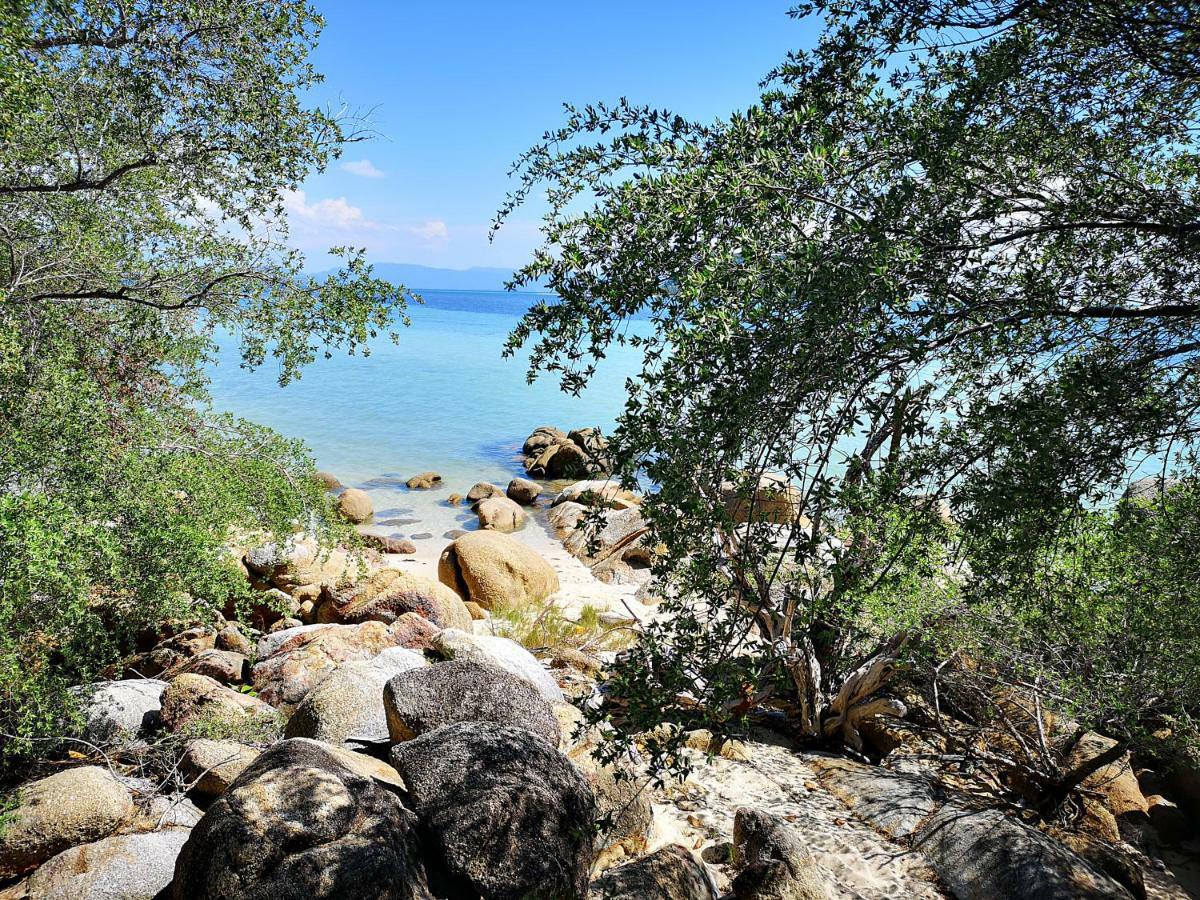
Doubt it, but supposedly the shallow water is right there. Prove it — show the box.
[207,289,646,538]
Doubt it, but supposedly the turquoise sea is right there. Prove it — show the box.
[207,290,646,537]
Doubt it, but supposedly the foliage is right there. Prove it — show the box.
[496,0,1200,778]
[0,1,407,761]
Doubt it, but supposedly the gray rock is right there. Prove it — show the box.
[171,739,432,899]
[390,722,595,899]
[70,679,167,744]
[383,658,560,745]
[589,844,716,899]
[432,628,564,703]
[180,739,259,797]
[573,753,653,862]
[731,807,831,899]
[285,647,428,747]
[810,756,939,839]
[913,803,1132,900]
[26,829,190,900]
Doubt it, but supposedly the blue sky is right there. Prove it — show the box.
[287,1,816,271]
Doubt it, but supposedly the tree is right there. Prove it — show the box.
[496,0,1200,791]
[0,1,408,757]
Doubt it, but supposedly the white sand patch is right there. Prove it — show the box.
[648,737,946,899]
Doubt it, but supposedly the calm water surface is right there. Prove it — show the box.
[207,290,647,536]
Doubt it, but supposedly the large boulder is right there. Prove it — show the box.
[0,767,134,879]
[390,722,595,900]
[730,807,831,900]
[171,739,431,900]
[1066,732,1150,822]
[721,473,803,525]
[319,569,471,631]
[432,629,564,702]
[180,739,260,797]
[251,617,436,712]
[158,674,279,734]
[337,488,374,523]
[178,649,249,684]
[475,496,526,532]
[437,530,559,610]
[69,679,167,744]
[506,477,542,505]
[589,844,716,900]
[913,802,1132,899]
[285,647,428,747]
[25,829,190,900]
[383,658,560,745]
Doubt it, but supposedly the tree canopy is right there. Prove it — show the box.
[0,0,407,756]
[498,0,1200,793]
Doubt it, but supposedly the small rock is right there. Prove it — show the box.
[214,626,252,656]
[383,658,560,745]
[507,477,542,505]
[315,471,342,491]
[463,601,488,620]
[180,739,260,797]
[337,488,374,523]
[0,767,135,879]
[447,493,463,505]
[466,482,505,502]
[588,844,716,900]
[443,529,467,540]
[178,649,248,684]
[731,807,831,900]
[475,495,526,532]
[362,533,418,554]
[405,471,442,490]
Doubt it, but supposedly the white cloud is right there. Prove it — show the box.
[341,159,386,179]
[406,219,449,241]
[282,188,364,229]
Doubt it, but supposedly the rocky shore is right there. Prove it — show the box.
[0,426,1196,900]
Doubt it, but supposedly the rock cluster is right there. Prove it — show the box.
[522,426,612,479]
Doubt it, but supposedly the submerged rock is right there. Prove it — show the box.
[390,722,595,900]
[405,471,442,490]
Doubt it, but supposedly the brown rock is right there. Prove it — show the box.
[464,601,489,620]
[437,530,559,610]
[1066,732,1150,821]
[721,473,803,525]
[466,482,505,502]
[321,568,471,631]
[179,649,249,684]
[337,488,374,523]
[362,533,418,554]
[506,477,542,505]
[180,739,260,797]
[215,626,253,656]
[159,674,278,734]
[475,496,526,532]
[405,471,442,490]
[315,471,342,491]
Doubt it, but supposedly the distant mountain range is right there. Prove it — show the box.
[331,263,547,293]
